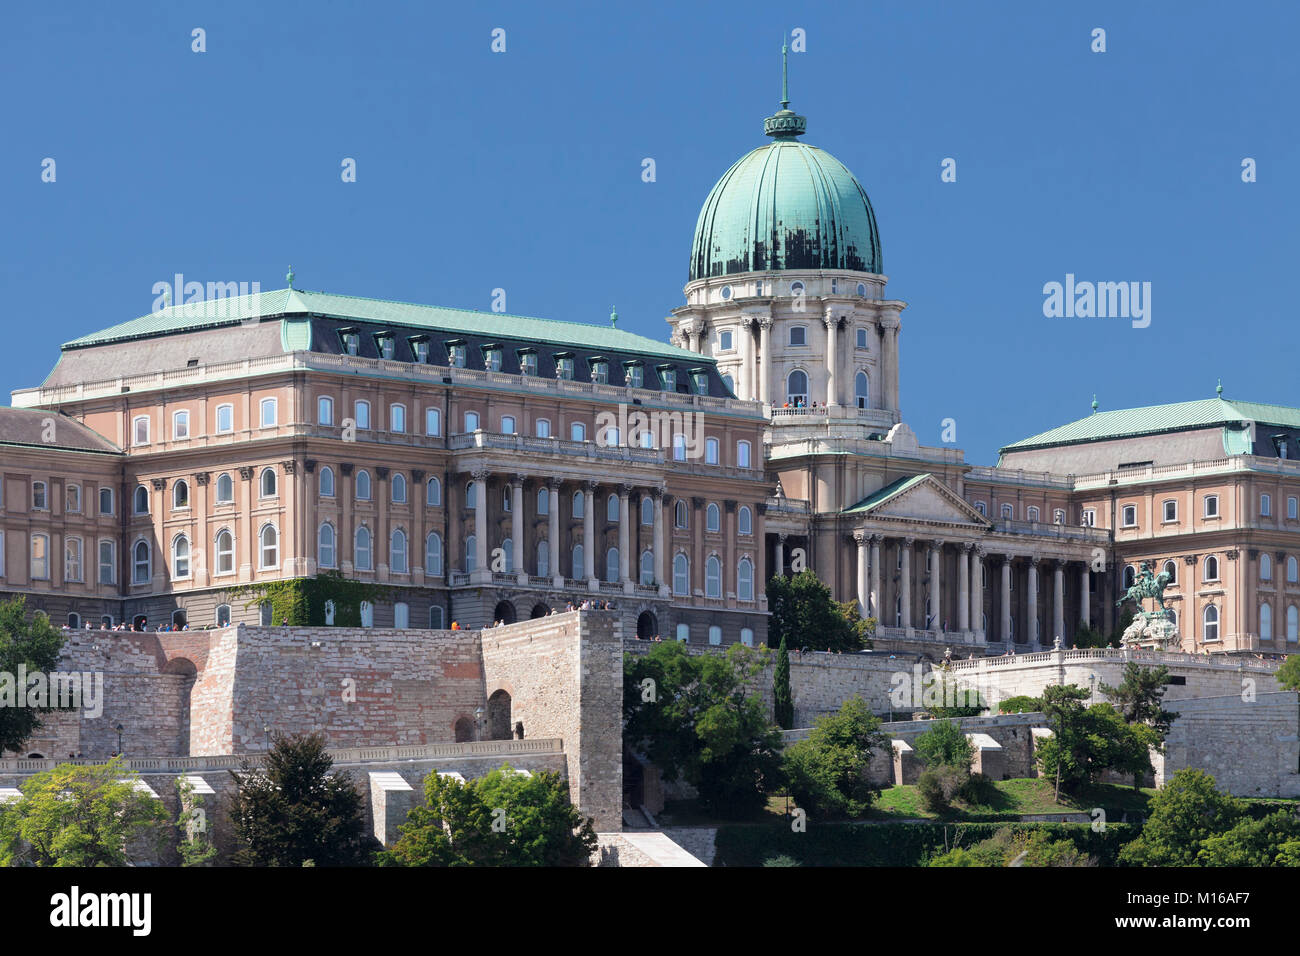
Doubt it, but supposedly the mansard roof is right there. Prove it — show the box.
[1000,396,1300,456]
[0,407,120,454]
[62,287,700,363]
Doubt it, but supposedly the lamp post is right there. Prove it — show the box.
[264,723,272,752]
[474,706,484,742]
[1088,673,1096,703]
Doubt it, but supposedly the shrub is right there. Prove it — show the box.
[997,695,1044,714]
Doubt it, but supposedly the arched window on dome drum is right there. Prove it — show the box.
[1262,554,1273,580]
[641,497,653,526]
[786,369,808,405]
[318,467,333,498]
[855,371,870,409]
[1261,603,1273,641]
[706,503,720,533]
[605,547,618,584]
[426,476,441,507]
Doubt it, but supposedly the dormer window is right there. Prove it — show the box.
[624,362,644,389]
[1274,435,1290,459]
[483,346,503,372]
[375,334,396,360]
[658,366,676,391]
[590,359,609,385]
[518,350,538,376]
[446,342,467,368]
[339,330,361,356]
[410,337,430,364]
[691,371,708,395]
[555,355,574,380]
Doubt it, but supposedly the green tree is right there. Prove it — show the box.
[1119,769,1243,866]
[175,775,217,866]
[1101,663,1178,739]
[997,695,1044,714]
[1198,811,1300,867]
[0,597,68,754]
[928,827,1095,867]
[1276,654,1300,693]
[783,697,886,817]
[1036,699,1153,798]
[624,641,783,817]
[773,637,794,730]
[1038,684,1090,800]
[766,570,874,653]
[1073,620,1112,649]
[379,764,596,866]
[0,758,168,866]
[912,718,992,813]
[914,719,974,770]
[229,732,379,866]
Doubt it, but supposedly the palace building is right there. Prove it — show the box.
[2,79,1297,659]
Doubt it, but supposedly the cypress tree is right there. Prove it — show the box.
[774,637,794,729]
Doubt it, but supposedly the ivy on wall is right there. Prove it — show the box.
[225,571,393,627]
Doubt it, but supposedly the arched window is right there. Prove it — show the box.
[1290,606,1299,643]
[465,411,480,432]
[1261,603,1273,640]
[216,604,231,627]
[173,479,189,509]
[260,467,277,498]
[354,400,370,429]
[605,547,619,583]
[738,506,752,535]
[705,555,722,598]
[709,625,722,646]
[260,398,277,427]
[705,438,719,464]
[640,549,654,585]
[356,470,371,500]
[535,418,551,438]
[319,466,334,498]
[1204,555,1219,582]
[1027,506,1040,522]
[318,396,334,425]
[501,415,515,435]
[426,532,443,576]
[855,371,870,409]
[1001,503,1014,520]
[706,503,720,532]
[738,557,753,601]
[216,472,234,503]
[390,529,408,573]
[355,526,373,570]
[360,601,374,628]
[537,539,550,577]
[571,422,586,442]
[641,497,654,526]
[1203,605,1220,642]
[1288,556,1297,583]
[466,480,477,508]
[318,523,336,568]
[429,606,444,629]
[675,500,688,528]
[134,485,149,515]
[215,530,234,575]
[673,554,690,596]
[502,537,514,572]
[572,543,584,579]
[1123,565,1136,590]
[172,534,190,578]
[1163,559,1177,584]
[259,524,279,569]
[391,473,407,504]
[465,535,477,573]
[426,476,441,506]
[602,426,620,447]
[132,540,151,584]
[537,487,549,514]
[607,494,619,522]
[786,369,808,405]
[572,491,584,518]
[1262,553,1273,580]
[394,602,410,629]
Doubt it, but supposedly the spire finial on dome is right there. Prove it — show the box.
[286,265,295,290]
[1216,378,1223,397]
[764,37,806,139]
[610,306,618,328]
[1091,395,1099,414]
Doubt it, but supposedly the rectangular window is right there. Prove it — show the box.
[99,487,114,515]
[1262,493,1272,517]
[32,481,48,511]
[65,537,83,582]
[519,351,537,375]
[260,398,278,428]
[737,441,751,468]
[355,400,370,429]
[1081,509,1096,527]
[447,343,466,368]
[133,416,150,445]
[555,356,574,380]
[30,534,50,580]
[535,419,551,438]
[1163,500,1177,522]
[341,331,361,356]
[692,372,708,395]
[98,540,115,584]
[0,531,5,577]
[216,404,234,433]
[1204,495,1220,518]
[465,412,480,432]
[390,404,406,433]
[789,326,807,346]
[484,347,502,371]
[173,410,190,440]
[1290,497,1298,520]
[590,360,609,384]
[376,335,395,359]
[412,338,430,363]
[425,407,441,436]
[1121,505,1137,527]
[659,367,676,391]
[65,484,81,513]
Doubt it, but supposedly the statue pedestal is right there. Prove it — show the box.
[1120,615,1178,650]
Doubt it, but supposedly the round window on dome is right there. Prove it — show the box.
[720,285,732,301]
[790,281,805,296]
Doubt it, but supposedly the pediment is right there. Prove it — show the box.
[847,473,991,529]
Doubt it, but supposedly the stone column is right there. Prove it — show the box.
[340,464,354,572]
[971,547,984,636]
[410,468,424,584]
[900,537,913,629]
[958,543,971,632]
[928,540,943,631]
[1053,561,1066,645]
[823,312,838,406]
[1027,557,1040,646]
[736,322,750,400]
[854,531,869,617]
[513,476,526,584]
[585,480,598,590]
[1080,563,1091,630]
[758,316,772,406]
[195,472,211,586]
[375,467,390,580]
[619,484,632,592]
[549,480,563,588]
[688,319,704,353]
[869,535,882,619]
[238,468,254,581]
[775,533,786,577]
[472,468,489,582]
[1001,557,1012,643]
[653,487,667,596]
[881,316,900,414]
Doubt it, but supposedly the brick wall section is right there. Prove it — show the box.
[481,610,623,831]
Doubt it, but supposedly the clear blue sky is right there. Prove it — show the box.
[3,0,1296,464]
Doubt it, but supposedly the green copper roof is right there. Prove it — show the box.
[689,138,882,280]
[843,473,930,514]
[1000,397,1300,455]
[62,288,702,362]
